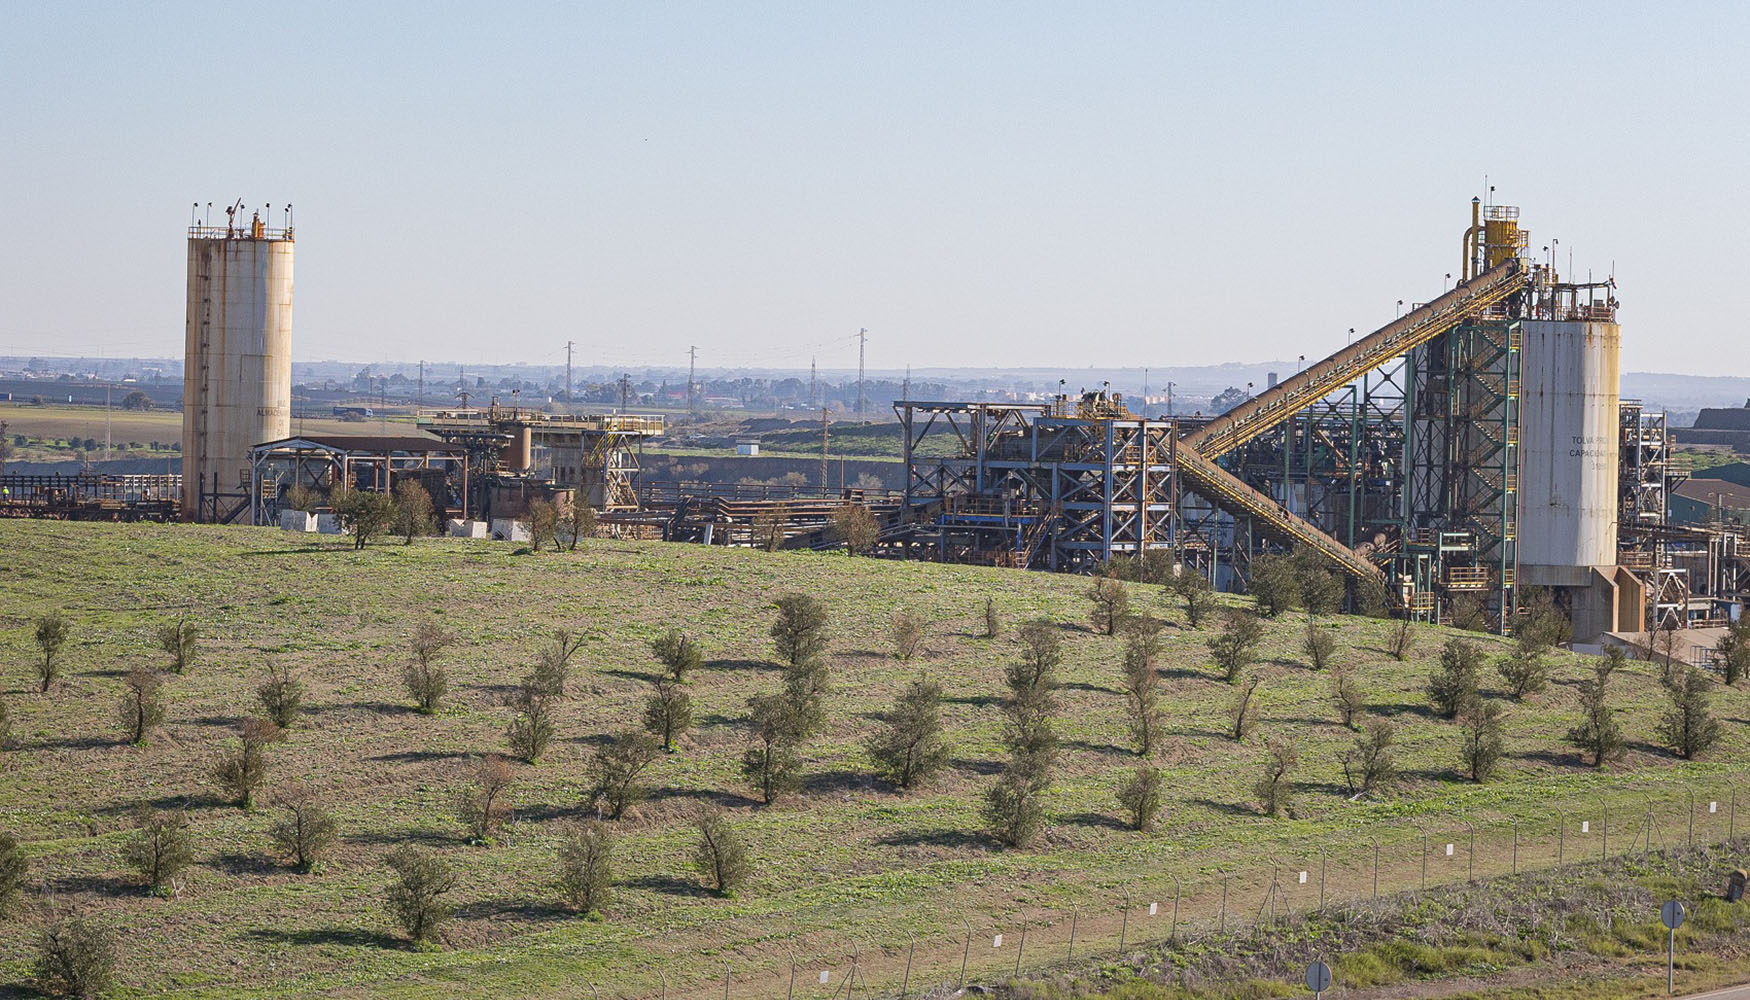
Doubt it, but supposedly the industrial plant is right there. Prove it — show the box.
[1,199,1744,646]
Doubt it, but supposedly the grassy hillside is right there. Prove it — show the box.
[0,521,1745,999]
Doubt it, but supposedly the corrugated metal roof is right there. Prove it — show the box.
[1673,477,1750,508]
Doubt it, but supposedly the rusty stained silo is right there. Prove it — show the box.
[182,207,294,521]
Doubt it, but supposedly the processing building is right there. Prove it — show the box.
[182,202,294,522]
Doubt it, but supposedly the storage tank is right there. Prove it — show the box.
[181,209,294,521]
[1516,319,1621,582]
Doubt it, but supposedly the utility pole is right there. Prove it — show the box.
[820,407,830,493]
[856,328,867,423]
[618,373,631,414]
[417,360,424,409]
[809,357,817,407]
[1142,367,1149,418]
[687,345,698,420]
[104,382,112,461]
[565,341,574,409]
[902,364,911,404]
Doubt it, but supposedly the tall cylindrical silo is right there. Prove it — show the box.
[181,219,294,521]
[1516,319,1621,583]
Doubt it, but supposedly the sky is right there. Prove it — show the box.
[2,2,1746,376]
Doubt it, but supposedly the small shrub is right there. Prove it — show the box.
[865,675,950,790]
[556,822,614,914]
[333,486,395,549]
[34,612,71,692]
[1254,735,1298,816]
[256,661,304,729]
[1170,570,1215,629]
[771,593,830,668]
[211,718,284,811]
[564,499,597,551]
[0,831,26,914]
[642,677,692,752]
[1330,667,1366,729]
[117,667,166,745]
[983,769,1047,849]
[1567,663,1626,768]
[1449,593,1488,632]
[1302,620,1335,671]
[890,611,923,661]
[1457,699,1505,782]
[1388,617,1415,660]
[830,503,880,554]
[283,484,321,513]
[403,622,452,715]
[1497,651,1549,699]
[456,755,516,844]
[1211,610,1265,683]
[586,729,661,819]
[34,916,116,1000]
[1247,554,1300,617]
[983,596,1001,639]
[1115,766,1164,832]
[1086,575,1130,636]
[1227,673,1261,741]
[270,789,338,872]
[1340,718,1398,796]
[123,806,195,893]
[0,695,11,749]
[507,686,557,763]
[391,479,434,543]
[383,845,458,945]
[649,630,703,683]
[1120,628,1164,755]
[1716,617,1750,687]
[155,617,198,674]
[1428,638,1483,719]
[1660,665,1723,760]
[742,693,804,804]
[690,806,750,896]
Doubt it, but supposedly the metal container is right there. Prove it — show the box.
[182,228,294,519]
[1517,320,1621,581]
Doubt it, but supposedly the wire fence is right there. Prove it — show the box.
[617,777,1750,999]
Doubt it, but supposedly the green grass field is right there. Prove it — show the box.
[1,520,1746,999]
[0,404,405,465]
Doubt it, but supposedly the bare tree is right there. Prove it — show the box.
[33,916,116,1000]
[1227,674,1262,741]
[556,822,614,914]
[117,666,166,745]
[256,660,304,729]
[212,718,285,811]
[531,629,584,699]
[691,806,751,896]
[1388,617,1415,661]
[1302,619,1335,671]
[890,611,923,661]
[753,507,786,552]
[124,806,195,893]
[587,729,661,819]
[270,788,339,872]
[1253,735,1298,816]
[865,675,950,790]
[1115,765,1164,832]
[1086,575,1130,636]
[403,622,452,715]
[34,612,71,692]
[455,755,516,844]
[155,617,198,674]
[383,845,459,945]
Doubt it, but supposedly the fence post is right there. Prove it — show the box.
[1511,818,1519,874]
[1732,789,1738,842]
[659,969,668,1000]
[723,959,730,1000]
[1602,800,1609,861]
[1220,877,1229,933]
[1319,850,1327,909]
[1119,888,1130,953]
[1171,877,1182,943]
[1420,830,1428,891]
[1467,823,1476,881]
[1067,904,1077,962]
[900,934,914,1000]
[1014,919,1026,976]
[1557,810,1565,866]
[1372,840,1380,900]
[786,951,796,1000]
[959,917,972,988]
[1687,787,1695,848]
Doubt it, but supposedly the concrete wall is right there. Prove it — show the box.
[1517,320,1620,583]
[182,237,294,518]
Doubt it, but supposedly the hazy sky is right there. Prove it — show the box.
[3,2,1745,375]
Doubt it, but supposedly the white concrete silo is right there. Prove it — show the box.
[181,210,294,521]
[1516,318,1622,635]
